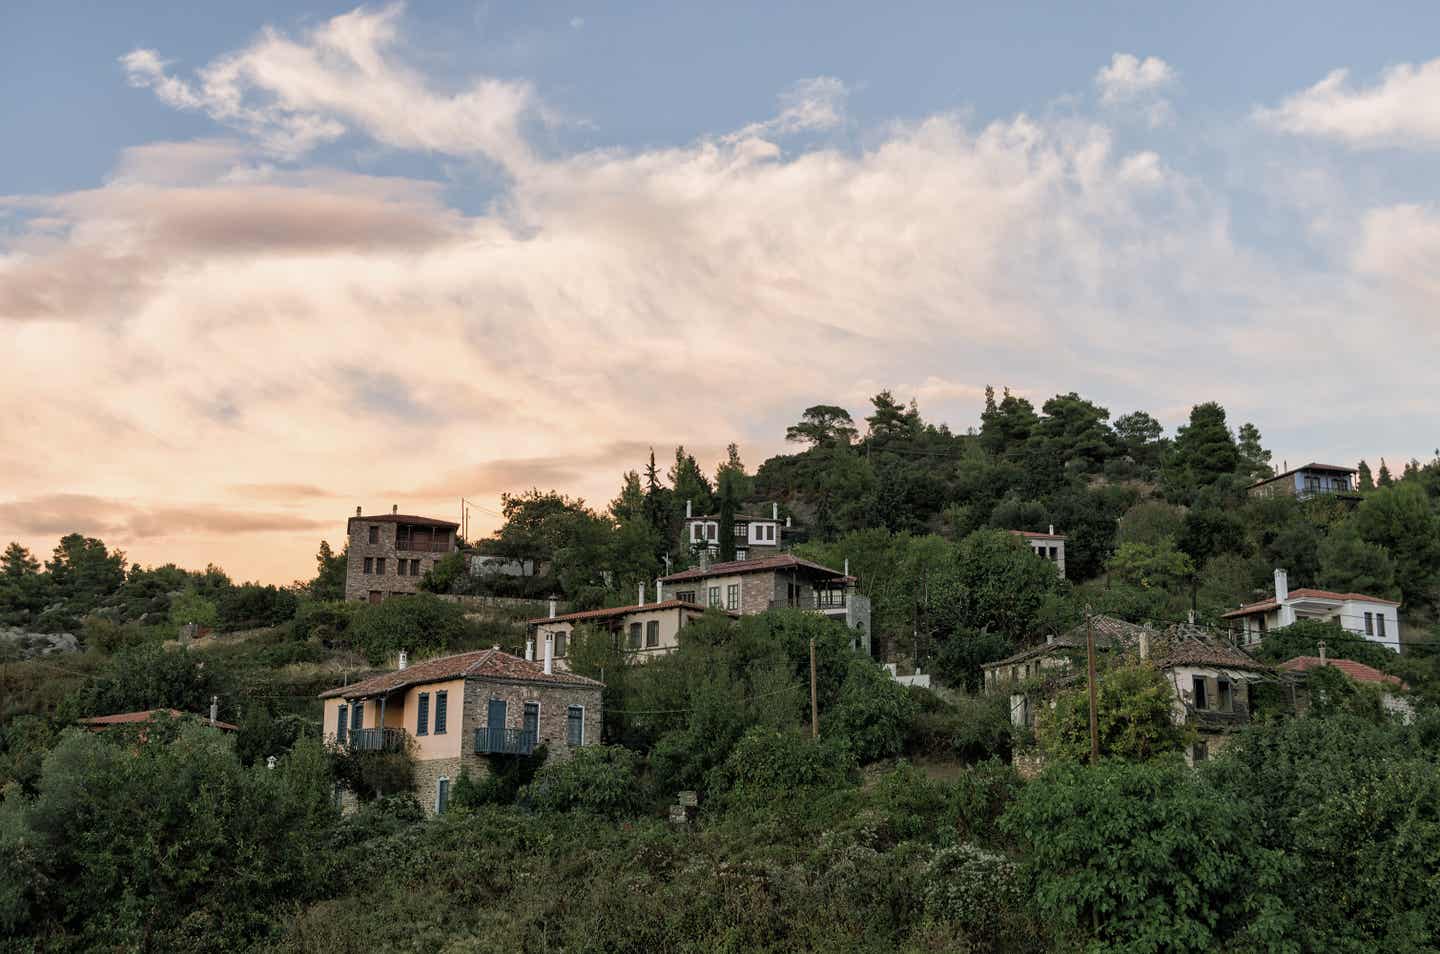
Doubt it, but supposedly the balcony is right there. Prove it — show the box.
[395,539,452,553]
[347,727,408,752]
[474,726,538,756]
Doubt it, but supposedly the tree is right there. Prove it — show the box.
[669,446,714,520]
[1036,662,1192,762]
[1113,410,1166,474]
[168,590,218,628]
[950,530,1067,643]
[346,594,472,664]
[1355,483,1440,610]
[1001,759,1292,952]
[1236,422,1274,481]
[785,405,858,448]
[1107,541,1195,592]
[1377,458,1394,486]
[1033,392,1115,472]
[73,643,231,717]
[42,534,127,626]
[308,540,347,601]
[1357,459,1375,492]
[0,543,46,626]
[865,390,920,442]
[1163,402,1240,502]
[1317,523,1399,600]
[979,387,1037,458]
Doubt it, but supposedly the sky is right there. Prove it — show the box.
[3,1,1440,584]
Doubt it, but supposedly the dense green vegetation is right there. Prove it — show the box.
[3,390,1440,951]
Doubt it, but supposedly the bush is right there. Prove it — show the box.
[216,583,298,631]
[1036,661,1191,762]
[168,590,218,629]
[948,759,1024,846]
[331,739,416,802]
[921,843,1022,940]
[823,657,918,763]
[706,727,854,809]
[292,600,359,643]
[452,746,548,809]
[521,745,641,817]
[346,594,470,664]
[933,628,1014,693]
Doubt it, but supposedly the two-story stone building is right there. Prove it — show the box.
[319,646,602,813]
[682,500,788,561]
[344,506,459,603]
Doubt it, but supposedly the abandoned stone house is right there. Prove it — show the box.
[344,506,459,603]
[319,647,603,814]
[1150,629,1271,765]
[983,615,1149,727]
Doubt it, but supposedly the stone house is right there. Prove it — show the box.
[682,500,788,561]
[1151,631,1270,764]
[1280,653,1415,723]
[1247,462,1358,501]
[659,553,872,653]
[982,615,1151,727]
[344,506,459,603]
[1221,568,1401,652]
[526,585,736,668]
[1009,526,1067,578]
[319,647,603,814]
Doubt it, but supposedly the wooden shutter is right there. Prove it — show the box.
[337,704,348,743]
[417,693,429,736]
[435,691,448,734]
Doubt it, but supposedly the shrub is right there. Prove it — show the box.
[330,738,416,802]
[521,745,641,817]
[216,583,298,631]
[345,594,470,665]
[1036,661,1191,762]
[921,843,1022,940]
[168,590,218,629]
[948,759,1024,846]
[452,746,548,809]
[706,727,854,809]
[292,600,359,642]
[868,761,948,842]
[823,657,918,763]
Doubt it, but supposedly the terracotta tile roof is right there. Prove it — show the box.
[347,514,459,528]
[1153,638,1271,672]
[319,648,602,699]
[1221,588,1401,618]
[1009,529,1067,540]
[660,553,850,584]
[1280,656,1406,688]
[80,709,239,732]
[527,599,733,626]
[985,615,1150,668]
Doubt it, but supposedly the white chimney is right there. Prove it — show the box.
[209,695,218,726]
[785,515,791,528]
[266,755,277,771]
[1139,630,1150,660]
[686,499,693,518]
[397,650,408,670]
[1318,640,1327,665]
[1048,524,1055,535]
[638,583,645,606]
[1046,633,1054,645]
[655,580,663,603]
[392,504,398,515]
[1274,568,1289,604]
[543,634,554,675]
[1187,609,1195,625]
[772,502,779,520]
[844,558,850,577]
[525,638,534,661]
[548,597,558,619]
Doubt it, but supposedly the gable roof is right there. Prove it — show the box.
[1249,462,1357,489]
[348,514,459,528]
[1221,588,1401,618]
[1279,656,1406,688]
[985,615,1151,668]
[1010,529,1067,541]
[79,709,239,732]
[527,599,733,626]
[659,553,851,584]
[319,648,602,699]
[1153,633,1271,672]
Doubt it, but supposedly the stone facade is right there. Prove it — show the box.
[344,510,459,603]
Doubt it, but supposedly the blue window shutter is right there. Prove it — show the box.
[337,704,348,743]
[351,701,363,731]
[417,693,429,736]
[437,777,450,814]
[435,691,448,734]
[567,706,583,746]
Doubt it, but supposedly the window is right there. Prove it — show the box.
[708,523,718,542]
[1258,615,1268,634]
[734,523,748,539]
[677,590,695,604]
[1377,614,1388,639]
[369,590,383,604]
[375,558,386,575]
[363,556,374,574]
[646,620,659,648]
[337,704,349,743]
[434,691,448,734]
[1192,676,1208,710]
[736,549,748,561]
[691,523,704,543]
[708,586,721,607]
[351,701,364,732]
[368,525,379,544]
[554,632,567,657]
[628,622,642,649]
[1304,476,1320,494]
[726,584,739,610]
[415,559,424,576]
[416,692,429,735]
[1364,612,1374,635]
[566,705,585,746]
[436,776,450,814]
[1217,678,1232,712]
[523,702,539,743]
[1192,741,1209,762]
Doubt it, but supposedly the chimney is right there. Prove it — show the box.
[397,650,408,670]
[1139,630,1150,660]
[1187,609,1195,625]
[698,550,711,571]
[392,504,398,515]
[209,695,218,726]
[355,505,362,517]
[655,580,663,603]
[1274,568,1289,604]
[548,597,558,619]
[686,499,693,519]
[772,502,778,520]
[525,638,534,661]
[266,755,277,771]
[785,515,791,528]
[844,557,850,577]
[638,583,645,606]
[1318,640,1327,665]
[543,634,554,675]
[1046,633,1054,645]
[1048,524,1055,535]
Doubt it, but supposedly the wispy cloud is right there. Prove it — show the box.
[1257,58,1440,149]
[1095,53,1176,126]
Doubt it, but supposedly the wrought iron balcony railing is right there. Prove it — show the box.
[474,726,538,756]
[347,727,408,752]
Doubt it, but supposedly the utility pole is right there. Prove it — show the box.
[1086,607,1100,765]
[809,637,819,739]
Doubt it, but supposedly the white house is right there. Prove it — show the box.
[1221,568,1401,652]
[1010,526,1066,578]
[683,500,787,562]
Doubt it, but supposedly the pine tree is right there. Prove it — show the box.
[1236,422,1273,481]
[1357,460,1375,492]
[1378,458,1394,487]
[1,542,40,578]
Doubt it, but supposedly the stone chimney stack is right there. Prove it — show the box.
[356,505,362,517]
[525,638,534,661]
[655,580,663,603]
[686,499,693,519]
[638,583,645,606]
[772,502,779,520]
[548,597,558,619]
[1049,524,1055,535]
[397,650,408,670]
[543,634,554,675]
[1274,568,1289,603]
[392,504,398,515]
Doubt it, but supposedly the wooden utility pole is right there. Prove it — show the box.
[809,637,819,739]
[1086,607,1100,764]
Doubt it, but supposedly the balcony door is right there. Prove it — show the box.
[523,701,540,747]
[486,698,507,751]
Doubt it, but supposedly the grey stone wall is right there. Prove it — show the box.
[344,519,456,602]
[461,677,604,761]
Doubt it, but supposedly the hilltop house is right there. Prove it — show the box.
[1247,463,1358,501]
[1221,569,1401,652]
[659,554,872,653]
[683,500,788,561]
[1009,526,1066,577]
[345,506,459,603]
[526,585,738,668]
[320,647,602,814]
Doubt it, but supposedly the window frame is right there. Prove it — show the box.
[1364,611,1374,635]
[434,690,448,734]
[1192,676,1208,710]
[375,557,386,575]
[363,556,374,574]
[554,631,568,657]
[436,775,450,814]
[368,525,380,545]
[1377,614,1388,638]
[708,586,721,607]
[628,621,642,649]
[726,583,739,610]
[645,619,660,648]
[566,705,585,747]
[416,692,429,736]
[1217,678,1233,712]
[337,703,349,743]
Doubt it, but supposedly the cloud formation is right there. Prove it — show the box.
[1095,53,1176,125]
[1257,58,1440,148]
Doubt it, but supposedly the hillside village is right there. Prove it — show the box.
[2,392,1440,952]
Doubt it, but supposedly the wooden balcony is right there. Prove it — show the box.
[474,726,538,756]
[346,727,408,752]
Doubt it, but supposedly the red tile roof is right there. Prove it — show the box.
[660,553,850,584]
[1154,641,1272,672]
[1009,530,1067,540]
[347,514,459,528]
[1221,588,1400,618]
[1279,656,1406,688]
[319,648,602,699]
[527,599,732,626]
[80,709,239,732]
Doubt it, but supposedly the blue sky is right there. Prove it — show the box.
[3,2,1439,580]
